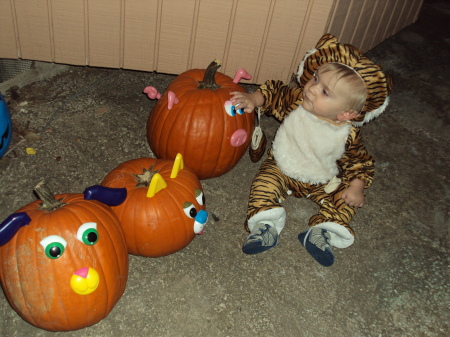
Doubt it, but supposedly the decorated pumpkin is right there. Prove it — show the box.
[0,93,13,158]
[145,60,255,179]
[0,182,128,332]
[101,154,208,257]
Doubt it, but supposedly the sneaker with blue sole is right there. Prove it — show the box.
[298,227,334,267]
[242,224,278,254]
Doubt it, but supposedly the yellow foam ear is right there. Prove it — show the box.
[170,153,184,179]
[147,173,167,198]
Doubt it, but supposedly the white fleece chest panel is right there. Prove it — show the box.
[272,106,351,184]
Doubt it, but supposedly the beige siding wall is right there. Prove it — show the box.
[327,0,424,52]
[0,0,423,84]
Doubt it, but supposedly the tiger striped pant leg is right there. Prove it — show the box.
[307,183,357,248]
[245,155,290,233]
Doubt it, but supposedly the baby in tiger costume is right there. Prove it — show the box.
[230,34,392,266]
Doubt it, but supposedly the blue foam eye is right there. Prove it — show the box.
[224,100,236,116]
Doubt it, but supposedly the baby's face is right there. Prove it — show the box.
[302,68,354,121]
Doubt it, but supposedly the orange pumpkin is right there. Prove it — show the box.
[146,60,255,179]
[0,182,128,332]
[101,154,208,257]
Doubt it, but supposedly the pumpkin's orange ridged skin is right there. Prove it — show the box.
[101,157,206,257]
[0,195,128,332]
[147,67,254,180]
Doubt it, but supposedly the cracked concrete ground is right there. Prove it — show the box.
[0,1,448,336]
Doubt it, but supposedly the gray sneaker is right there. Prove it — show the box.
[298,227,334,266]
[242,224,278,254]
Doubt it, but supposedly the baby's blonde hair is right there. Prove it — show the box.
[318,63,367,112]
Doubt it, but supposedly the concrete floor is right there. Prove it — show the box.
[0,1,448,336]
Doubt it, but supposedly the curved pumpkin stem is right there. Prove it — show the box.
[198,59,221,90]
[134,166,158,188]
[35,181,66,211]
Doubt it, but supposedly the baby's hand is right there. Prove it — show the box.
[230,91,263,114]
[341,180,365,208]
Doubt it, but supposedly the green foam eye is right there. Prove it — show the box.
[81,228,98,245]
[45,242,65,259]
[77,222,99,245]
[40,235,67,259]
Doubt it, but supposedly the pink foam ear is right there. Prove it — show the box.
[167,91,179,110]
[143,86,161,99]
[233,68,252,83]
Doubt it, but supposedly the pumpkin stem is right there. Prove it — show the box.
[34,181,66,211]
[134,166,159,188]
[198,59,221,90]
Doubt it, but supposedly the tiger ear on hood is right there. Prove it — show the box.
[315,33,339,49]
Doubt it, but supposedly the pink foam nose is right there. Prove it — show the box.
[74,267,89,278]
[230,129,247,147]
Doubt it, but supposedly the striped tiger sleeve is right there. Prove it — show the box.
[337,127,375,188]
[257,80,303,122]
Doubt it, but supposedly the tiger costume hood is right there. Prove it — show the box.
[297,34,393,126]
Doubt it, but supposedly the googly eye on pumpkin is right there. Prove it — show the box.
[195,189,205,206]
[224,100,243,117]
[40,235,67,259]
[183,202,198,219]
[77,222,99,245]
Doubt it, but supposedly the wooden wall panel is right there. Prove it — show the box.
[122,0,158,71]
[13,0,52,62]
[370,0,395,48]
[0,0,18,59]
[190,0,234,71]
[157,0,196,74]
[51,0,86,65]
[395,0,424,33]
[257,0,310,83]
[382,0,405,43]
[407,0,424,24]
[351,1,380,52]
[326,0,424,52]
[330,0,365,44]
[292,0,336,81]
[223,0,271,81]
[360,0,389,51]
[1,0,425,83]
[87,0,122,68]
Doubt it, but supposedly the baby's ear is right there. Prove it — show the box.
[337,110,359,122]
